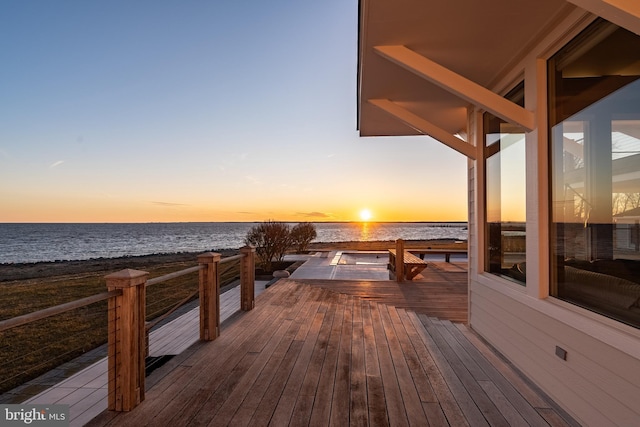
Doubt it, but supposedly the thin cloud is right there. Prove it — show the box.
[298,211,331,218]
[49,160,65,168]
[151,201,189,207]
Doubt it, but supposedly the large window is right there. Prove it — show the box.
[484,83,527,285]
[549,19,640,328]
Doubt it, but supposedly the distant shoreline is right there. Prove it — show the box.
[0,239,466,282]
[0,221,468,224]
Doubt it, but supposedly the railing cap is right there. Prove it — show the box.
[240,245,256,253]
[105,268,149,288]
[197,252,222,262]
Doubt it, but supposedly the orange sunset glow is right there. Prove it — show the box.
[0,2,469,224]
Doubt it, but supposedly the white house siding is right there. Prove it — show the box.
[469,281,640,426]
[466,11,640,426]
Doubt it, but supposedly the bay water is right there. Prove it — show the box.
[0,222,467,264]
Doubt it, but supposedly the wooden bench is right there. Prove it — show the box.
[410,249,467,263]
[388,249,428,281]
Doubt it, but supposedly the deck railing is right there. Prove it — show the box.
[0,246,256,412]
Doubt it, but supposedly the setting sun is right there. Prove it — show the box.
[359,209,373,221]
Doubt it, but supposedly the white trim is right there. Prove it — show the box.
[534,58,551,300]
[374,45,536,132]
[523,61,540,300]
[367,99,477,159]
[467,157,475,320]
[471,108,486,290]
[566,0,640,35]
[476,271,528,295]
[520,58,551,300]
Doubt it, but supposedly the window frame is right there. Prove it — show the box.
[482,82,528,287]
[547,18,640,329]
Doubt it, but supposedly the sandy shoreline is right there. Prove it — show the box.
[0,239,466,282]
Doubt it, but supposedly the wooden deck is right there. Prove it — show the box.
[295,262,468,323]
[22,282,269,427]
[89,279,577,427]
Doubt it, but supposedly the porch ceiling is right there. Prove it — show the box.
[357,0,574,137]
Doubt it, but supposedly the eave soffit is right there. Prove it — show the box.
[368,99,477,160]
[373,45,535,133]
[566,0,640,35]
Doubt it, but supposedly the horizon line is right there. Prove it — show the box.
[0,220,470,225]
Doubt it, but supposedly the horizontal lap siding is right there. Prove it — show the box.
[469,280,640,427]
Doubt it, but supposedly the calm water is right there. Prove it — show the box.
[0,222,467,264]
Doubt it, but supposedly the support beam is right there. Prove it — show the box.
[368,98,476,159]
[566,0,640,36]
[374,45,535,132]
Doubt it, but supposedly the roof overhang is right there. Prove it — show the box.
[566,0,640,35]
[357,0,640,158]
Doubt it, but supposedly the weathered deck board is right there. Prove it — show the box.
[227,288,318,426]
[308,293,347,426]
[387,307,437,404]
[349,299,368,426]
[139,283,312,427]
[369,300,410,426]
[378,304,427,425]
[20,282,269,427]
[420,315,509,426]
[453,323,551,409]
[268,295,328,426]
[289,291,339,425]
[442,321,550,427]
[395,308,469,427]
[89,280,577,427]
[294,273,468,323]
[361,299,390,427]
[408,312,490,426]
[330,294,353,427]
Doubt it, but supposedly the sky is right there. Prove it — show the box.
[0,1,468,223]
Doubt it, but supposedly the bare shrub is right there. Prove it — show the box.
[290,222,317,253]
[244,220,291,272]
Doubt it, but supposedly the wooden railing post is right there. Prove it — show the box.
[197,252,221,341]
[396,239,405,283]
[106,269,148,412]
[240,246,256,311]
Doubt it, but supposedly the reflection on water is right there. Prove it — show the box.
[315,222,467,243]
[359,222,372,241]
